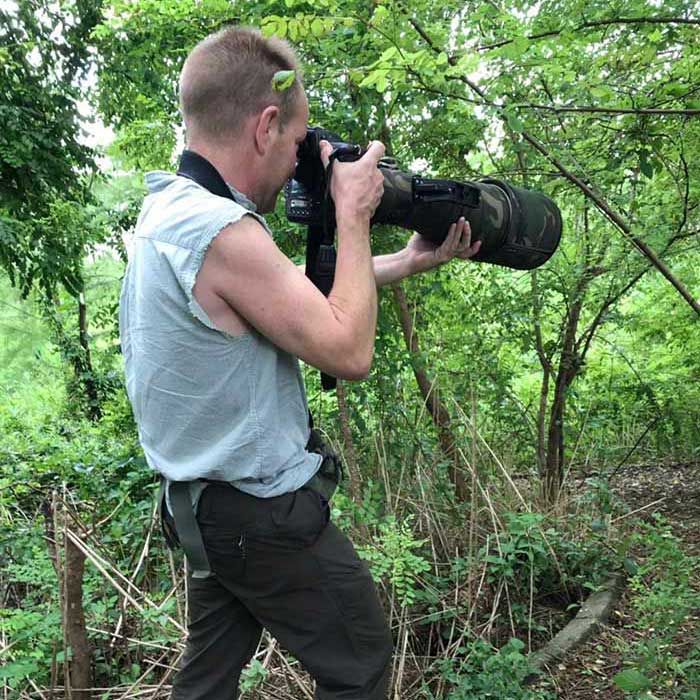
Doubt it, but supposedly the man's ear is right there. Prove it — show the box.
[254,105,281,156]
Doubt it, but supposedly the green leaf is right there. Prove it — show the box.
[665,82,687,97]
[513,36,529,54]
[380,46,398,62]
[272,70,296,92]
[639,154,654,179]
[613,669,651,692]
[504,110,524,133]
[590,86,610,99]
[265,17,287,39]
[623,557,639,576]
[310,18,325,37]
[445,53,479,77]
[359,72,377,88]
[502,35,529,59]
[372,5,389,23]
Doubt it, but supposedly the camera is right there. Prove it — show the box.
[284,127,562,270]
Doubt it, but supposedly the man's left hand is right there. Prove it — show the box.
[404,217,482,274]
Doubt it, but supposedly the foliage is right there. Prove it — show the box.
[613,516,700,699]
[0,388,170,689]
[0,0,103,299]
[480,508,616,608]
[0,609,63,690]
[433,638,552,700]
[481,513,553,594]
[239,659,269,694]
[358,515,431,606]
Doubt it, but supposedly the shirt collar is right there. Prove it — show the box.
[226,183,258,212]
[144,171,259,213]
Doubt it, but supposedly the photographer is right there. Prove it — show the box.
[119,26,479,700]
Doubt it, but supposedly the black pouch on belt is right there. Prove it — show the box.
[305,428,344,501]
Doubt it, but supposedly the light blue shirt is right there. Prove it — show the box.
[119,171,321,498]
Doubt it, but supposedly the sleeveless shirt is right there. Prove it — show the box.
[119,171,321,498]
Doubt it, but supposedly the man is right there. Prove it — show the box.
[119,26,480,700]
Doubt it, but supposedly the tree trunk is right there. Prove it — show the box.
[536,371,550,475]
[63,527,92,700]
[77,293,101,421]
[335,381,362,503]
[392,284,469,501]
[542,295,583,503]
[530,270,551,476]
[43,293,102,422]
[349,77,469,499]
[43,495,92,700]
[336,382,370,538]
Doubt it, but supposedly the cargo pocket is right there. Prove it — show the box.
[309,523,393,688]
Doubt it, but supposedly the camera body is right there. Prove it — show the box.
[284,126,562,271]
[285,127,364,226]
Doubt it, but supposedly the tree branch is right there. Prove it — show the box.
[403,13,700,315]
[477,17,700,52]
[515,104,700,117]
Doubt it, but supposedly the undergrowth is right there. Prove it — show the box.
[0,394,671,699]
[612,515,700,700]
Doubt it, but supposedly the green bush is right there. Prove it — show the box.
[433,638,552,700]
[358,515,432,606]
[480,510,614,605]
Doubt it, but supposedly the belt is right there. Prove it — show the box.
[158,429,343,579]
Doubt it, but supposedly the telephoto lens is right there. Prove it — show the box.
[285,127,562,270]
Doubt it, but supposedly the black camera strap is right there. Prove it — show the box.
[177,149,233,200]
[305,152,340,298]
[305,151,345,391]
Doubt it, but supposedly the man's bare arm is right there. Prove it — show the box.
[195,141,385,380]
[373,219,481,286]
[195,216,373,379]
[295,219,481,284]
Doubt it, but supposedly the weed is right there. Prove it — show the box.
[358,515,431,606]
[429,638,553,700]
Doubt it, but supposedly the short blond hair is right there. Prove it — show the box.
[180,26,304,142]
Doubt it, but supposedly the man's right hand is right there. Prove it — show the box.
[318,139,385,224]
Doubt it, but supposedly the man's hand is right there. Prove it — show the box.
[404,217,482,275]
[318,139,385,224]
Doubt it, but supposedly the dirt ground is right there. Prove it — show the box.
[545,461,700,699]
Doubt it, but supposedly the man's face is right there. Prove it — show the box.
[260,92,309,213]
